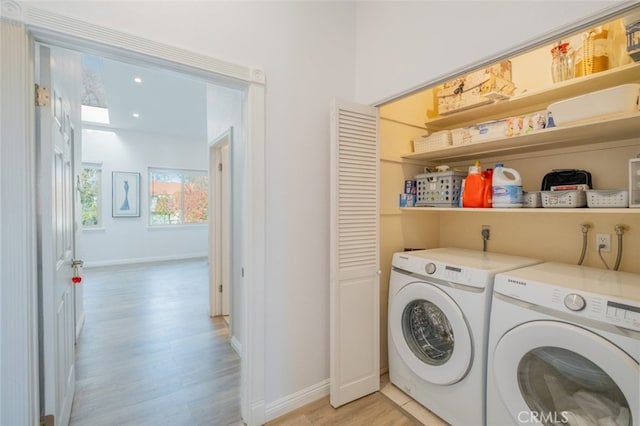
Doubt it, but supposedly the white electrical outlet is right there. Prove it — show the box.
[596,233,611,252]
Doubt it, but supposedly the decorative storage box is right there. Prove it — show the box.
[586,189,629,208]
[630,158,640,208]
[437,61,514,115]
[547,84,640,126]
[413,131,452,153]
[415,171,467,207]
[541,190,587,208]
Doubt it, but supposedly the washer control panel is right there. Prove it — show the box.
[606,301,640,328]
[564,293,586,311]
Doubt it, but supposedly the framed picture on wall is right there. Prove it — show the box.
[112,171,140,217]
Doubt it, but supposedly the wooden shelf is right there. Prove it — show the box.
[403,113,640,163]
[424,62,640,131]
[401,207,639,214]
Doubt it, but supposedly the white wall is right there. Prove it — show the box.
[80,128,209,266]
[354,1,633,105]
[29,1,358,409]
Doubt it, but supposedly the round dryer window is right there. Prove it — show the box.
[389,282,472,385]
[492,321,638,426]
[402,300,454,365]
[518,347,631,426]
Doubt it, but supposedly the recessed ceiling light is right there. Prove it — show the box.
[132,113,140,118]
[133,77,142,83]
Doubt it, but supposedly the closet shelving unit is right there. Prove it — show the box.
[399,62,640,215]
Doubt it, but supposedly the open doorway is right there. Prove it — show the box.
[43,43,245,424]
[2,9,266,424]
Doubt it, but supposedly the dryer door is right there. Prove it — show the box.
[493,320,638,426]
[389,282,472,385]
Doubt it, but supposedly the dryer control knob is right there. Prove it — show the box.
[425,262,436,275]
[564,293,586,311]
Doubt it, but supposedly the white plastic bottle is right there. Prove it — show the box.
[492,163,523,207]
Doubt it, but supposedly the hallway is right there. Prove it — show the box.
[70,259,241,426]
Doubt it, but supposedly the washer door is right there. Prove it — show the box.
[389,282,472,385]
[493,321,638,426]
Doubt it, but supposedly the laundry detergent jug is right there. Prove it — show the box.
[463,161,485,208]
[492,164,523,208]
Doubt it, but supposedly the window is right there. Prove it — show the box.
[149,168,208,225]
[79,163,102,227]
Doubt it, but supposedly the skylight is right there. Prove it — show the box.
[81,55,110,124]
[81,105,110,124]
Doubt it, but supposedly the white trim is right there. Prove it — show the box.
[3,7,267,425]
[230,335,242,357]
[0,18,39,426]
[22,5,253,85]
[83,253,208,269]
[241,81,266,426]
[264,380,330,423]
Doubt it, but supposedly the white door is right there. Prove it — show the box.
[493,321,638,425]
[388,282,472,385]
[221,142,231,316]
[36,44,81,426]
[329,99,380,408]
[209,128,232,318]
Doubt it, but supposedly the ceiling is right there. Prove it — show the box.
[82,54,208,141]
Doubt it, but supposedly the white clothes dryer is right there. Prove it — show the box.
[487,262,640,426]
[388,248,540,426]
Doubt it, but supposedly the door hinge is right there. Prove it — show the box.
[218,163,223,171]
[218,284,223,293]
[40,414,54,426]
[35,84,50,107]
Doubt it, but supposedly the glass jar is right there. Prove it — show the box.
[575,26,609,77]
[550,42,575,83]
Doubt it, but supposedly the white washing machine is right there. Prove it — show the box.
[388,248,541,426]
[487,262,640,426]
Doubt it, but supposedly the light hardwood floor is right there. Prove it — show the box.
[266,392,421,426]
[69,259,241,426]
[70,259,443,425]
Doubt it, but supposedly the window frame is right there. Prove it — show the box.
[79,162,103,229]
[148,167,209,227]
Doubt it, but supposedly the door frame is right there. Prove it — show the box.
[1,5,266,426]
[209,127,233,319]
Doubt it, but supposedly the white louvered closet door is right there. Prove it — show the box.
[329,99,380,408]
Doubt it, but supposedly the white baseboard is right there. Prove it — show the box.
[230,335,242,356]
[264,379,330,423]
[83,253,208,268]
[244,400,265,426]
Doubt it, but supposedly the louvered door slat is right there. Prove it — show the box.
[330,99,379,408]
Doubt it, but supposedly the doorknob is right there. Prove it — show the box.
[71,259,84,284]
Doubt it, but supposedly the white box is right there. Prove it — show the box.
[548,84,640,126]
[413,131,452,153]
